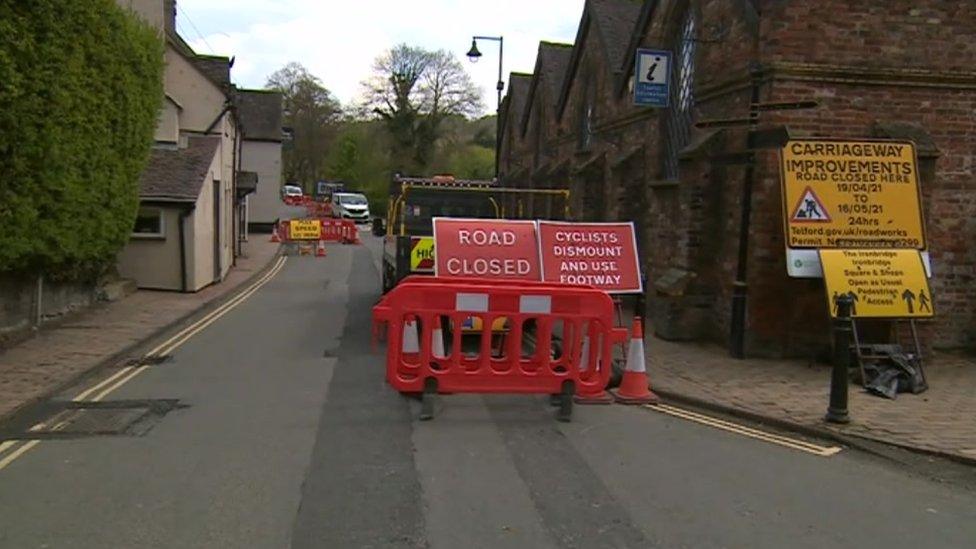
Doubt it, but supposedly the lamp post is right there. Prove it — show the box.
[466,35,504,179]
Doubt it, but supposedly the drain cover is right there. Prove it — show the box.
[40,407,150,435]
[123,355,171,367]
[1,399,183,439]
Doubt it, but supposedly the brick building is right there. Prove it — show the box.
[499,0,976,357]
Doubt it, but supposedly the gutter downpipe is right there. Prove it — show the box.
[178,205,194,292]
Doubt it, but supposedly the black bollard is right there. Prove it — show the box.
[825,294,853,424]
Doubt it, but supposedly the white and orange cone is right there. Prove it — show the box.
[431,317,446,359]
[316,240,327,257]
[573,333,614,404]
[270,222,282,242]
[611,317,660,404]
[402,318,420,355]
[398,317,421,380]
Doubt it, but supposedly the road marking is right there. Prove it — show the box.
[151,257,287,357]
[0,441,40,472]
[0,440,18,457]
[146,256,287,357]
[645,403,842,457]
[90,366,149,402]
[73,366,135,401]
[0,256,289,474]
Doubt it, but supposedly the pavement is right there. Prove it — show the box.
[1,236,974,548]
[647,331,976,463]
[0,237,281,422]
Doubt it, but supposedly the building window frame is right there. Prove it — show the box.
[662,6,697,180]
[131,207,165,239]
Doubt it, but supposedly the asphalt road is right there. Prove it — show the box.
[1,233,975,548]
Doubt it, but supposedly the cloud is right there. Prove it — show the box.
[176,0,584,113]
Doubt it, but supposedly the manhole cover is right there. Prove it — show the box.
[40,407,150,435]
[1,400,183,439]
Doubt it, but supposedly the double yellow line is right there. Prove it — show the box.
[0,256,288,472]
[645,403,842,457]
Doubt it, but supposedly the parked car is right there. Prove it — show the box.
[282,185,303,205]
[332,192,371,224]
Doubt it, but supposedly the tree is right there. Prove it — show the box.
[324,121,393,215]
[0,0,164,278]
[360,44,483,173]
[266,62,341,189]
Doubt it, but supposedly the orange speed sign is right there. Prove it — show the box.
[780,139,926,250]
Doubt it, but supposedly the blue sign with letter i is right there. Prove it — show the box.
[633,48,671,107]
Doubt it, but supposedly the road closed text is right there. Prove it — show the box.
[444,257,534,276]
[432,219,541,281]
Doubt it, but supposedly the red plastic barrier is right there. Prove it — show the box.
[317,218,358,243]
[372,277,626,396]
[318,219,360,244]
[305,200,333,218]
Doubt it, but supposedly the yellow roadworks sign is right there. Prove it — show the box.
[820,249,933,319]
[780,139,925,249]
[410,237,435,271]
[289,219,321,240]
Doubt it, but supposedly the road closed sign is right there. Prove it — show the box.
[780,139,925,249]
[819,249,933,319]
[537,222,642,293]
[432,218,541,280]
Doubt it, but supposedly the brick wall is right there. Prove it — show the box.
[499,0,976,355]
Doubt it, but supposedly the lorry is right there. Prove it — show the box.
[315,180,345,201]
[381,174,570,293]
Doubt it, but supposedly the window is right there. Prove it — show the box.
[576,81,596,151]
[579,95,594,151]
[532,109,543,169]
[132,208,164,238]
[663,8,697,180]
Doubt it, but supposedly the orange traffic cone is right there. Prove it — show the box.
[573,333,614,404]
[316,240,327,257]
[431,317,445,359]
[611,317,659,404]
[398,317,421,380]
[402,319,419,352]
[429,316,447,372]
[270,223,281,243]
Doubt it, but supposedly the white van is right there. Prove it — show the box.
[332,192,370,224]
[282,185,303,200]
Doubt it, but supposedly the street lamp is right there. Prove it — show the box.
[466,35,504,178]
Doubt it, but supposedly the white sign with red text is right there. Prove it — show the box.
[432,218,541,281]
[537,221,642,293]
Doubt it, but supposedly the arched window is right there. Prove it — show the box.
[663,8,697,179]
[578,84,595,150]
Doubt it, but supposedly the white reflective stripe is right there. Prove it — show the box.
[519,295,551,314]
[456,293,489,312]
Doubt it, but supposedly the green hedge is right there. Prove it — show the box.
[0,0,163,279]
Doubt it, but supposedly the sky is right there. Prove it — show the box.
[176,0,585,114]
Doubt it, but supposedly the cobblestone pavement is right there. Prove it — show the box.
[647,332,976,462]
[0,239,280,421]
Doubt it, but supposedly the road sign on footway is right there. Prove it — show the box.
[820,249,933,319]
[780,139,926,250]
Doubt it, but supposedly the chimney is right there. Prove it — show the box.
[164,0,176,35]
